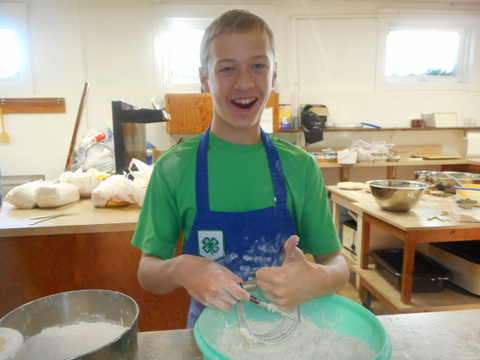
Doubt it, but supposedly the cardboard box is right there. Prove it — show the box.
[303,104,330,119]
[429,241,480,295]
[337,150,357,164]
[342,219,357,253]
[422,113,458,127]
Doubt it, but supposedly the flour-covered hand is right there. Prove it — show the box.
[176,255,251,312]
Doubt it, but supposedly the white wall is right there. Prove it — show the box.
[1,0,479,180]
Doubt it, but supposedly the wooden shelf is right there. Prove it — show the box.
[356,264,480,313]
[277,127,478,133]
[323,127,474,132]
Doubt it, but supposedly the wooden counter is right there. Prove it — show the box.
[0,200,190,332]
[137,309,480,360]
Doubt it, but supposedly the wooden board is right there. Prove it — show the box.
[412,154,464,160]
[0,98,66,113]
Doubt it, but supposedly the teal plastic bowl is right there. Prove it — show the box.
[194,292,391,360]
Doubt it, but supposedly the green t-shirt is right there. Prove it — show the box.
[132,132,340,259]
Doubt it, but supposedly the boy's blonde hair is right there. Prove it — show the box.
[199,9,275,76]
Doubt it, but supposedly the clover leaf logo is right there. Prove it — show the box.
[198,230,224,260]
[202,236,220,255]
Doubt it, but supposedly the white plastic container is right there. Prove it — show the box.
[337,150,357,164]
[422,113,458,127]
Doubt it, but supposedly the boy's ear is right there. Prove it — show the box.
[271,62,278,88]
[199,68,210,93]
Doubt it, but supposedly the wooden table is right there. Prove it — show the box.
[0,199,190,331]
[328,186,480,313]
[357,198,480,305]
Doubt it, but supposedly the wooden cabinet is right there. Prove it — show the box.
[165,93,280,133]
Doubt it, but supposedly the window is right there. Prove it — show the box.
[376,12,479,91]
[386,29,460,79]
[165,19,210,85]
[0,3,32,92]
[0,28,21,80]
[154,5,274,94]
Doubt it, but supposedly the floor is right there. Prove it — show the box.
[337,272,393,316]
[305,254,392,315]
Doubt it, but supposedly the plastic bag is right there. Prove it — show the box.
[349,140,392,163]
[35,182,80,208]
[68,129,110,172]
[301,104,326,145]
[82,143,115,173]
[60,168,110,198]
[124,158,153,207]
[91,175,135,208]
[4,181,43,209]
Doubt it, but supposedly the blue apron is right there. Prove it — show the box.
[182,128,297,327]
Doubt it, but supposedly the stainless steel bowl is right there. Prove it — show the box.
[367,180,428,212]
[415,171,480,194]
[0,290,138,360]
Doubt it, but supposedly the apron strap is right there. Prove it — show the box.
[196,129,210,211]
[195,127,288,211]
[261,129,288,205]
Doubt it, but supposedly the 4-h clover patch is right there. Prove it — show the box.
[197,230,225,261]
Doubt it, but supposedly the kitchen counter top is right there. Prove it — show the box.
[137,308,480,360]
[0,199,141,237]
[327,185,479,231]
[0,199,190,331]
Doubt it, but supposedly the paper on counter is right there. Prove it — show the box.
[466,131,480,157]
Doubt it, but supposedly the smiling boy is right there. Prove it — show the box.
[132,9,349,328]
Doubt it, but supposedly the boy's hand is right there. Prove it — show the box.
[254,235,320,310]
[177,256,250,312]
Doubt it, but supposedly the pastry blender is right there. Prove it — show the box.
[237,279,300,343]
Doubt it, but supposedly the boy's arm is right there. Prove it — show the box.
[137,253,250,312]
[255,235,349,310]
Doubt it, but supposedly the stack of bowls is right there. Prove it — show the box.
[415,171,480,194]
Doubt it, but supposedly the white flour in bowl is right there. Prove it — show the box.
[216,317,375,360]
[23,321,127,360]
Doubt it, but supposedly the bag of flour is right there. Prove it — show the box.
[4,181,43,209]
[35,182,80,208]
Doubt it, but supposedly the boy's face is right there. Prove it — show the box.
[200,28,276,140]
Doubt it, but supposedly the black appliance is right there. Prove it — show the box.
[111,100,168,174]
